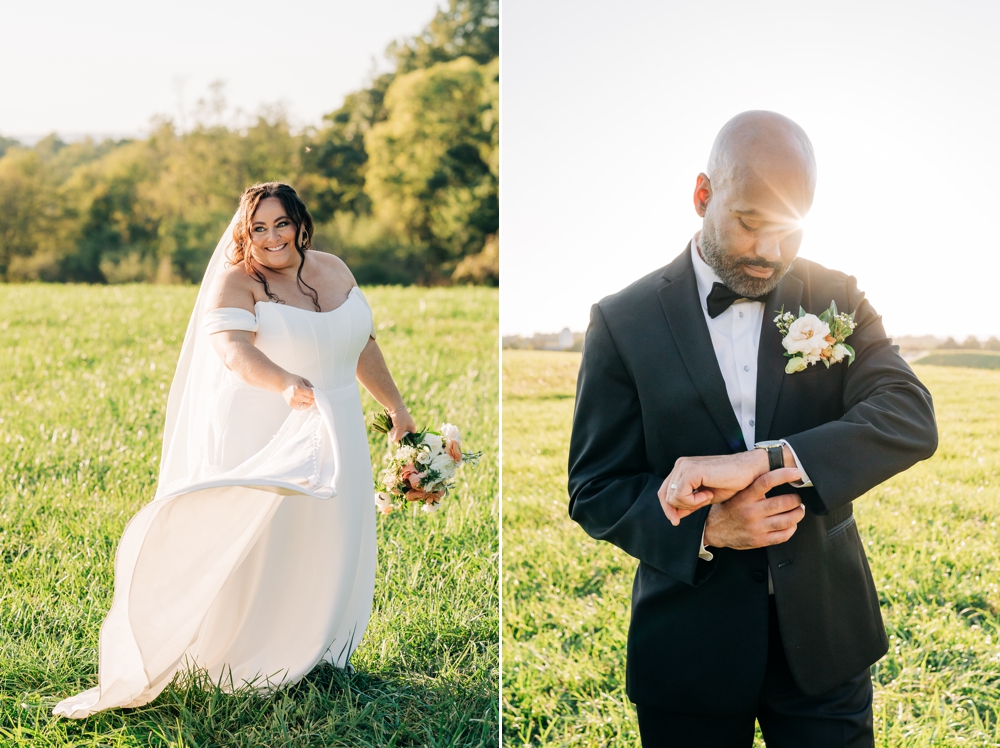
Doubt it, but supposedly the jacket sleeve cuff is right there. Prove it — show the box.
[698,523,714,562]
[779,439,813,487]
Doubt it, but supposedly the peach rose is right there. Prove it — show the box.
[405,488,432,503]
[446,439,463,463]
[400,463,426,489]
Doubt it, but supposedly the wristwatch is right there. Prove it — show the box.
[754,440,785,471]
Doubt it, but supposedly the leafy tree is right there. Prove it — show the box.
[299,74,394,222]
[452,232,498,285]
[0,149,62,280]
[0,134,20,159]
[390,0,499,74]
[985,336,1000,351]
[961,336,982,350]
[366,57,498,282]
[0,0,500,286]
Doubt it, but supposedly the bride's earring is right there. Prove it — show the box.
[299,226,309,250]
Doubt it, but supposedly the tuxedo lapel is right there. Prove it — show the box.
[657,246,747,453]
[754,269,804,442]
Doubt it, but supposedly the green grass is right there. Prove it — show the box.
[0,284,499,747]
[916,350,1000,370]
[502,350,1000,747]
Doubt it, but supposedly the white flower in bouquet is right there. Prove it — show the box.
[782,315,831,357]
[422,433,443,451]
[374,492,393,514]
[425,455,457,491]
[421,500,441,513]
[830,343,850,363]
[441,423,461,445]
[396,445,418,464]
[427,450,458,480]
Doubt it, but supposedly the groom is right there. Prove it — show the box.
[567,111,938,747]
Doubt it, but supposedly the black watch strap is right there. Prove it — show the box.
[765,444,783,471]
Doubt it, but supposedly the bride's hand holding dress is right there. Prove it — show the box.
[205,234,415,435]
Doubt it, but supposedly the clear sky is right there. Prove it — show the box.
[1,0,442,139]
[501,0,1000,339]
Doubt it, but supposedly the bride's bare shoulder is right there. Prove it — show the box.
[307,250,357,286]
[205,263,257,313]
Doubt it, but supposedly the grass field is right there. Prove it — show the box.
[502,349,1000,747]
[0,284,498,747]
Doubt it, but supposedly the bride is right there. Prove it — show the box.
[54,182,416,718]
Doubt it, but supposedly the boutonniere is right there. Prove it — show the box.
[774,301,857,374]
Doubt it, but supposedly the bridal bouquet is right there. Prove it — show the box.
[372,411,481,514]
[775,300,857,374]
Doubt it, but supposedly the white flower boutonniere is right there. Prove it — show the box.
[775,301,857,374]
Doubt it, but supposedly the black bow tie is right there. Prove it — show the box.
[706,282,767,319]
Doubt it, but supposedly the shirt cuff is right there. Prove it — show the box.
[779,439,813,487]
[698,524,714,562]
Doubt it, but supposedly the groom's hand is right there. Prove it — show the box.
[658,450,799,526]
[703,467,806,550]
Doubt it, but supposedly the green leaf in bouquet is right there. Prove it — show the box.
[843,343,856,365]
[829,299,839,317]
[798,306,807,318]
[372,410,392,436]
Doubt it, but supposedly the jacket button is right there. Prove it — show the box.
[751,571,767,583]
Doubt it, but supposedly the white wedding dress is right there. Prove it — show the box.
[53,286,379,718]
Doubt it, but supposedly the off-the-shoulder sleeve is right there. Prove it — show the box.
[353,288,377,340]
[204,307,259,334]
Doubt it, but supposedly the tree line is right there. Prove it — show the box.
[0,0,498,287]
[938,336,1000,351]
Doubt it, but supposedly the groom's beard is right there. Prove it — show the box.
[700,220,788,298]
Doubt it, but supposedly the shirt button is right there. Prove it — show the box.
[750,419,755,427]
[739,311,744,318]
[743,365,750,372]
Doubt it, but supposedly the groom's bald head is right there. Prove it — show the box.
[706,110,816,215]
[693,111,817,298]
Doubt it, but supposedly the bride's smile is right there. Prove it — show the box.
[250,197,300,268]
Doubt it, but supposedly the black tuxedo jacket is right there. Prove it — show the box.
[568,245,937,715]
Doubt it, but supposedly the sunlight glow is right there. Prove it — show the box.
[501,0,999,340]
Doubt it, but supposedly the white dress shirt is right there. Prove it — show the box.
[689,233,812,576]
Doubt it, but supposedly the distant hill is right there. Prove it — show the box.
[503,329,584,352]
[913,349,1000,370]
[503,332,1000,356]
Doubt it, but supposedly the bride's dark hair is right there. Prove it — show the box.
[231,182,321,311]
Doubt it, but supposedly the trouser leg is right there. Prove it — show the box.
[757,597,875,748]
[635,704,756,748]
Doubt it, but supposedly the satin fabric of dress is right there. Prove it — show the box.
[54,287,378,718]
